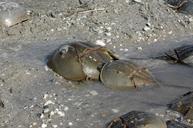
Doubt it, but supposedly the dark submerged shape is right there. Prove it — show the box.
[47,41,118,81]
[100,60,156,89]
[168,91,193,123]
[154,44,193,65]
[105,111,167,128]
[166,120,192,128]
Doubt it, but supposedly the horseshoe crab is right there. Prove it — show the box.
[154,44,193,65]
[47,41,118,81]
[99,60,156,89]
[167,91,193,124]
[105,111,167,128]
[166,0,193,15]
[167,120,192,128]
[0,2,30,27]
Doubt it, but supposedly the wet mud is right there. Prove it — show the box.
[1,0,193,128]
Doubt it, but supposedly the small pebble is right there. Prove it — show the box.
[44,100,55,106]
[154,39,158,42]
[32,122,37,126]
[33,97,37,101]
[68,122,73,126]
[126,0,130,3]
[26,10,32,15]
[96,40,106,46]
[50,111,55,117]
[112,108,119,113]
[105,32,111,36]
[133,0,142,4]
[137,46,143,51]
[25,71,31,75]
[41,123,47,128]
[43,94,49,99]
[168,31,172,35]
[189,17,193,22]
[124,48,128,52]
[187,119,191,123]
[106,27,112,31]
[52,124,58,128]
[44,66,49,71]
[64,106,69,111]
[120,48,124,51]
[43,108,50,113]
[89,90,98,96]
[106,38,111,43]
[40,114,44,119]
[56,109,65,117]
[143,26,151,31]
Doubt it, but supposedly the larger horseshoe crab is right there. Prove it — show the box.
[154,44,193,65]
[167,91,193,124]
[99,60,156,90]
[105,111,167,128]
[47,41,118,81]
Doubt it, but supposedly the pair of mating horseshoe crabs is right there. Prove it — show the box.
[47,41,156,89]
[47,41,193,89]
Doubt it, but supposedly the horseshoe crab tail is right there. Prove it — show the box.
[106,50,119,60]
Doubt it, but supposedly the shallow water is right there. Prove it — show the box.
[0,36,193,127]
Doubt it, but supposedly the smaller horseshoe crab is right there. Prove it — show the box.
[105,111,167,128]
[167,120,192,128]
[99,60,156,89]
[0,2,30,27]
[167,91,193,124]
[154,44,193,65]
[47,41,118,81]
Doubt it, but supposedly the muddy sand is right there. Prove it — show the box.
[0,0,193,128]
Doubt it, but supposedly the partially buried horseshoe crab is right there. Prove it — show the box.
[0,1,30,27]
[99,60,157,89]
[167,91,193,124]
[105,111,167,128]
[154,44,193,66]
[47,41,118,81]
